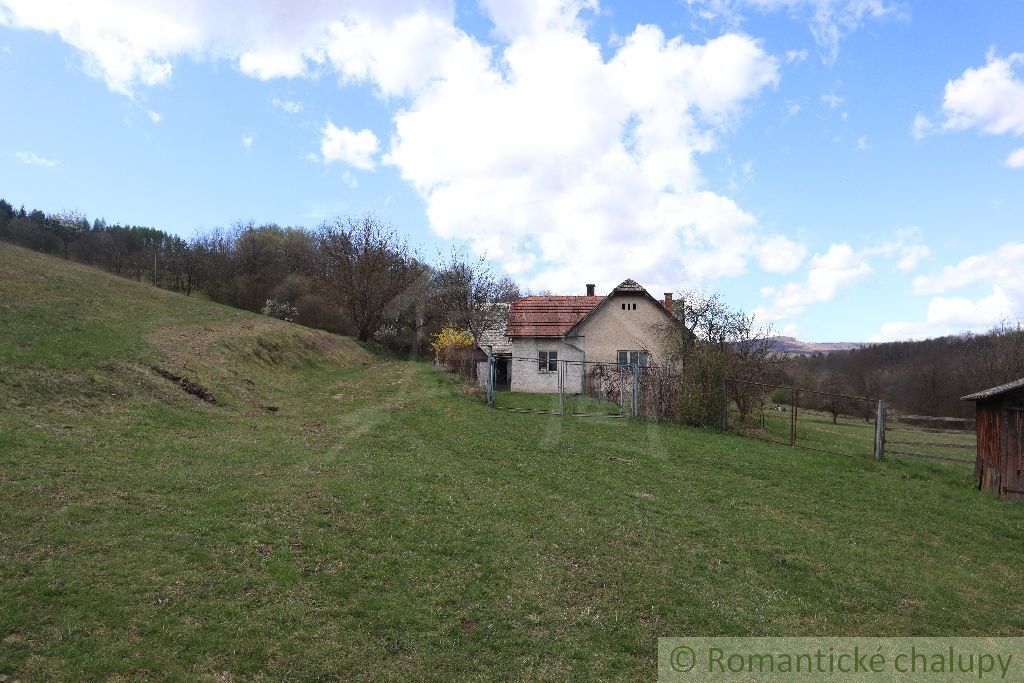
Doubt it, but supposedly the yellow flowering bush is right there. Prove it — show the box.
[431,326,474,366]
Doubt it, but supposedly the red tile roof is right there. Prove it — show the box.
[506,295,604,337]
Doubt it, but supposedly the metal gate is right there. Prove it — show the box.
[483,349,645,418]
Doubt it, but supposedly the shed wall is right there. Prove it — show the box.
[973,389,1024,500]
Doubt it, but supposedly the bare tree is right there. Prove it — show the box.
[315,215,426,342]
[428,249,520,341]
[661,289,783,427]
[817,374,849,423]
[726,312,782,424]
[47,210,88,260]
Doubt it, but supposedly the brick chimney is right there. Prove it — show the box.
[663,292,673,314]
[586,283,596,296]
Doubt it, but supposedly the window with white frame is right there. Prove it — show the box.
[538,351,558,372]
[617,350,649,367]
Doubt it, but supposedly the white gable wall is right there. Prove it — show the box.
[571,293,671,365]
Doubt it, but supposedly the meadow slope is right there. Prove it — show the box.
[2,243,1024,680]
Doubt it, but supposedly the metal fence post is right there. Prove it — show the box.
[486,345,494,406]
[631,360,640,417]
[790,388,798,447]
[559,359,565,416]
[874,400,886,459]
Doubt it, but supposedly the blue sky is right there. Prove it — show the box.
[1,0,1022,342]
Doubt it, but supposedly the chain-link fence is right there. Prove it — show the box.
[479,354,677,418]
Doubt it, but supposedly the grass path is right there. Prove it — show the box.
[2,244,1024,680]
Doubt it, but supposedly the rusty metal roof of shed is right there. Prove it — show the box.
[962,377,1024,401]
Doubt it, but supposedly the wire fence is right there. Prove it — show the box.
[442,350,980,468]
[479,354,679,418]
[882,412,976,465]
[726,379,885,460]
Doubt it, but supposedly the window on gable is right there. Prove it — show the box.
[539,351,558,372]
[617,350,649,367]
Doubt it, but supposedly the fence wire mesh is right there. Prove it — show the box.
[726,379,884,460]
[477,354,680,418]
[442,349,976,467]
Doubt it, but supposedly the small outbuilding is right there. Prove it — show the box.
[962,378,1024,500]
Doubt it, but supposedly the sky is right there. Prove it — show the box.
[1,0,1022,343]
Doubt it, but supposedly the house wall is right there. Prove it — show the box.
[509,336,584,393]
[573,293,672,365]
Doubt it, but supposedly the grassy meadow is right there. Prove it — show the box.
[745,407,976,464]
[2,243,1024,680]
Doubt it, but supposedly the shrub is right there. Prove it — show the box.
[261,299,298,322]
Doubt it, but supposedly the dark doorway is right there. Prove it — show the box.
[494,356,510,390]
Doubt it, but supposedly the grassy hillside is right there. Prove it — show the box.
[2,243,1024,680]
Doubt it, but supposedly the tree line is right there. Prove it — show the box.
[783,323,1024,418]
[0,198,519,355]
[6,195,1018,421]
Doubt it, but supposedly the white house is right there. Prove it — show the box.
[478,279,677,394]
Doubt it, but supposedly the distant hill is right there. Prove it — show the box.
[768,336,866,356]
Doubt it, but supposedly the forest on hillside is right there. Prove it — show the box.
[784,327,1024,418]
[4,195,1021,421]
[0,197,519,355]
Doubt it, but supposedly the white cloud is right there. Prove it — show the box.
[872,241,1024,341]
[0,0,804,293]
[894,244,929,272]
[755,243,871,320]
[386,22,782,292]
[910,242,1024,296]
[914,50,1024,162]
[14,151,58,167]
[783,100,801,121]
[871,287,1018,342]
[323,10,478,97]
[937,51,1024,136]
[341,170,358,188]
[755,230,929,323]
[478,0,599,40]
[856,134,869,150]
[147,110,162,123]
[1005,147,1024,169]
[756,234,806,273]
[784,48,808,63]
[910,112,934,140]
[241,133,254,149]
[864,227,930,272]
[686,0,899,63]
[820,91,844,109]
[320,120,378,170]
[270,97,303,113]
[0,0,455,95]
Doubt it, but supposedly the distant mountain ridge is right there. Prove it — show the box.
[767,336,865,356]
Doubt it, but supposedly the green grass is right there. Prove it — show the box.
[3,243,1024,680]
[739,406,976,464]
[494,391,625,416]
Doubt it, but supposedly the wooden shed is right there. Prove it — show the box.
[962,378,1024,500]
